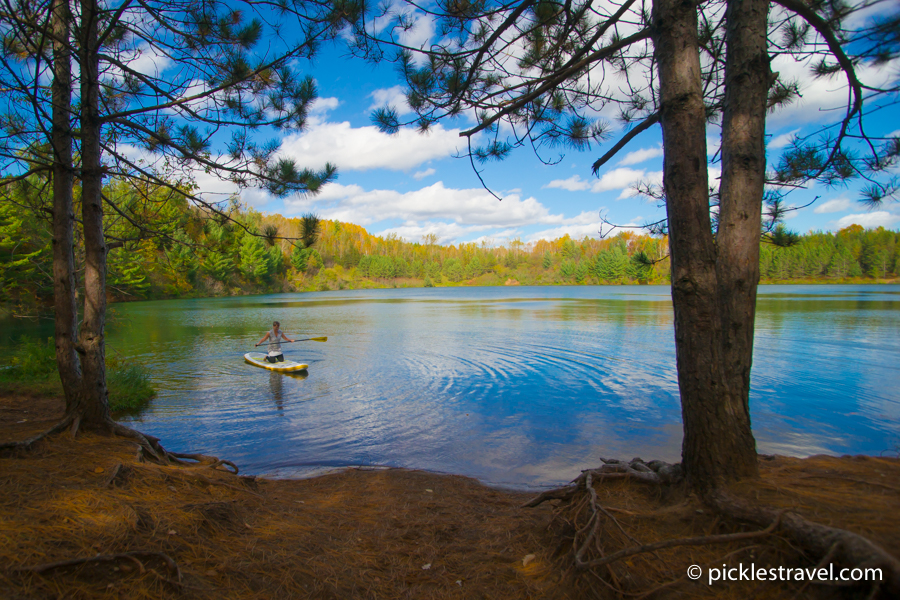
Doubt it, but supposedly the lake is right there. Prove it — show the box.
[3,285,898,489]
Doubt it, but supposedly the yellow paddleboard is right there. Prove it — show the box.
[244,352,309,373]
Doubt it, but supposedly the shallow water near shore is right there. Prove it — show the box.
[3,284,899,489]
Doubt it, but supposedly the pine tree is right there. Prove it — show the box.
[344,0,900,500]
[0,0,343,449]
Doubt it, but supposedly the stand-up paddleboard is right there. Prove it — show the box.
[244,352,308,373]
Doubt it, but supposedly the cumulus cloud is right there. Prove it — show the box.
[284,182,651,244]
[413,168,436,180]
[591,167,662,198]
[115,43,172,79]
[768,128,801,149]
[813,197,852,214]
[835,212,900,229]
[545,168,662,197]
[310,97,340,114]
[525,218,645,244]
[545,175,591,191]
[767,54,900,129]
[369,86,412,115]
[278,121,463,172]
[377,221,495,244]
[594,168,656,193]
[618,146,663,166]
[285,181,566,228]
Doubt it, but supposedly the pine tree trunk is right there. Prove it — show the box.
[652,0,758,492]
[50,0,83,411]
[714,0,770,481]
[75,0,112,426]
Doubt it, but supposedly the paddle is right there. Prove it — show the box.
[254,336,327,348]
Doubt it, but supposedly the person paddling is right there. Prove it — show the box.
[255,321,294,363]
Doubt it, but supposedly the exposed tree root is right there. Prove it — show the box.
[16,550,183,588]
[576,502,785,570]
[0,412,74,454]
[527,457,900,598]
[709,490,900,596]
[1,411,238,475]
[522,457,679,508]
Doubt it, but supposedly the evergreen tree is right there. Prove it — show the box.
[291,247,312,272]
[465,255,483,279]
[240,235,271,283]
[0,196,51,303]
[346,0,899,496]
[574,260,589,283]
[443,258,464,282]
[0,0,339,448]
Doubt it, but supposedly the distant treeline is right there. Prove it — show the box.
[1,181,898,309]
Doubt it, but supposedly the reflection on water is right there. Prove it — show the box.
[1,285,898,489]
[269,370,309,411]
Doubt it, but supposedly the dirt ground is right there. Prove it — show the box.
[1,393,898,599]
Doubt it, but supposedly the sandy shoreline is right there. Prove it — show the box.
[2,393,898,599]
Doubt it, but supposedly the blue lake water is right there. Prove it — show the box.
[3,285,899,489]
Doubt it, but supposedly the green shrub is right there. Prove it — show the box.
[106,362,155,413]
[1,337,155,412]
[2,337,57,380]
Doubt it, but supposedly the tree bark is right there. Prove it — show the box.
[652,0,758,491]
[76,0,112,426]
[50,0,83,411]
[715,0,770,480]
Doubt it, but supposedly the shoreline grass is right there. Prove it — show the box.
[0,337,155,413]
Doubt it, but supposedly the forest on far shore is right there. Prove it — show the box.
[1,180,898,310]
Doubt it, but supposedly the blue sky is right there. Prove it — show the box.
[187,4,900,247]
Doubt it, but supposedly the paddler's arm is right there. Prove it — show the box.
[283,334,295,343]
[255,332,271,347]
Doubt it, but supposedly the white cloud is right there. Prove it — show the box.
[278,121,463,172]
[835,211,900,229]
[310,97,340,114]
[813,197,852,214]
[545,168,663,198]
[618,146,663,166]
[618,171,664,199]
[120,43,172,78]
[767,54,900,129]
[592,168,651,193]
[369,86,412,115]
[525,218,645,244]
[285,181,566,229]
[377,221,495,244]
[545,175,591,191]
[413,168,436,180]
[768,128,801,149]
[310,182,366,202]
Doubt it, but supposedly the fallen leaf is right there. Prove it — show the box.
[522,554,536,567]
[167,530,177,536]
[94,467,104,474]
[422,563,431,570]
[425,489,433,493]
